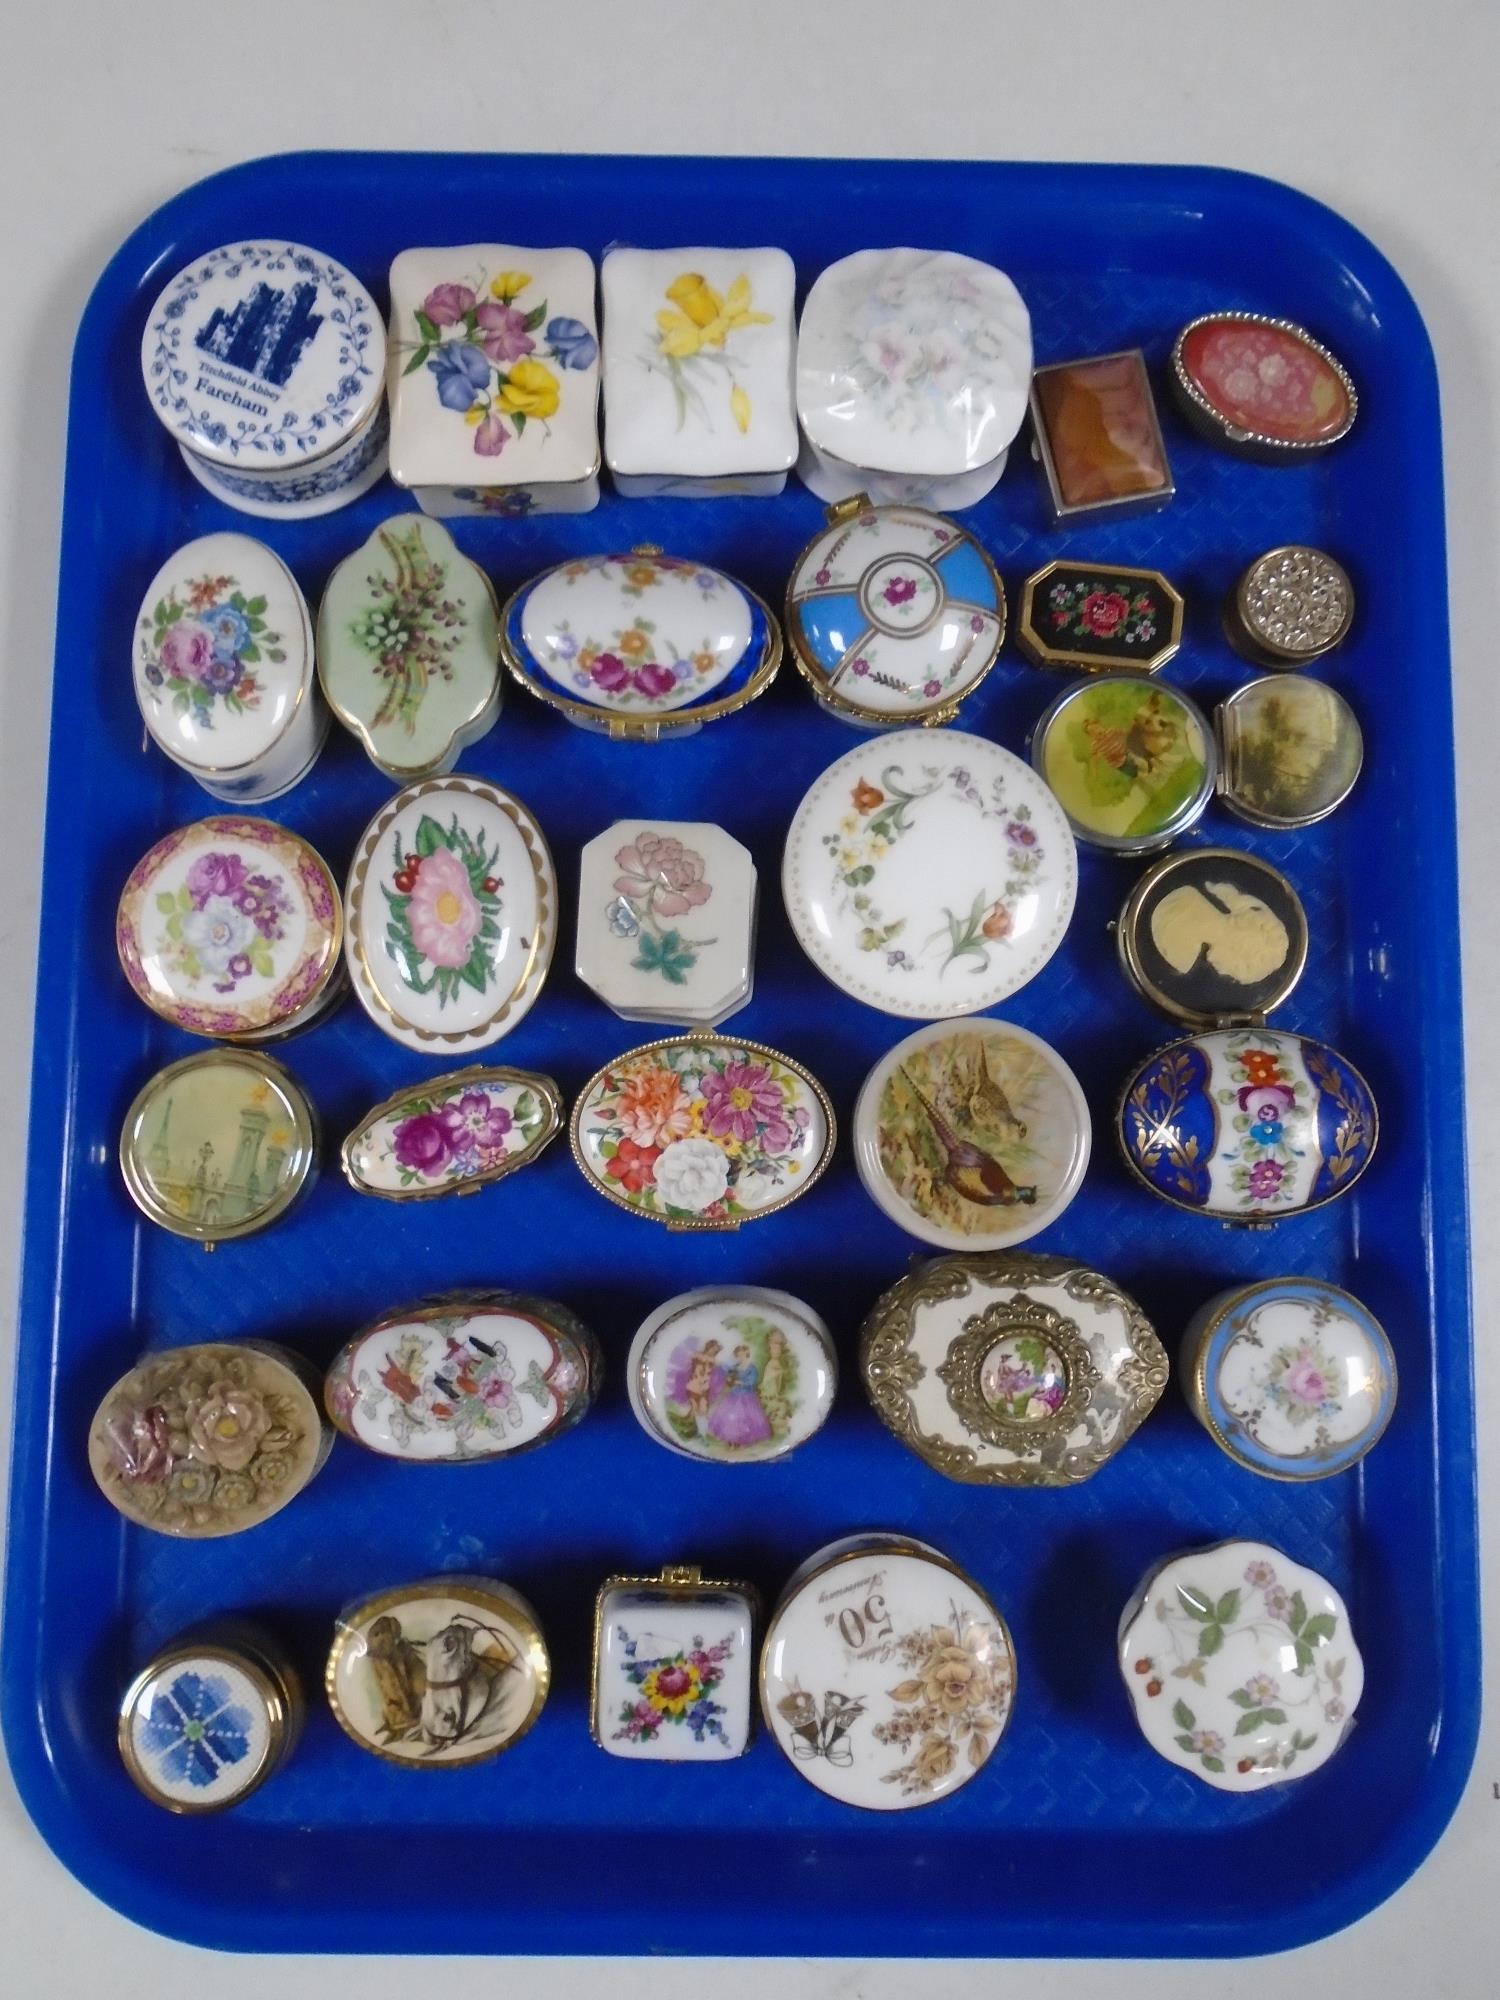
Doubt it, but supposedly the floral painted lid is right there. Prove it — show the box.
[502,548,780,736]
[326,1575,550,1768]
[797,249,1032,475]
[1119,1540,1364,1791]
[89,1340,330,1538]
[760,1534,1016,1808]
[1184,1278,1397,1480]
[344,775,556,1055]
[134,534,314,779]
[116,817,342,1039]
[601,247,797,477]
[576,820,757,1026]
[325,1291,599,1463]
[317,514,501,779]
[1117,1027,1379,1221]
[142,241,385,469]
[1216,676,1363,830]
[593,1566,758,1761]
[853,1019,1090,1251]
[782,730,1076,1017]
[570,1036,835,1230]
[118,1633,299,1813]
[1172,313,1357,454]
[1017,560,1184,676]
[387,246,600,488]
[861,1252,1167,1487]
[1032,676,1215,854]
[120,1048,317,1244]
[342,1065,560,1200]
[628,1286,837,1463]
[785,503,1006,724]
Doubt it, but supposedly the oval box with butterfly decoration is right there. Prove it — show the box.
[852,1018,1090,1251]
[759,1533,1017,1810]
[1116,1028,1378,1223]
[860,1251,1168,1486]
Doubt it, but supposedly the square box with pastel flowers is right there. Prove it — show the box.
[387,244,601,516]
[602,246,797,496]
[591,1567,757,1762]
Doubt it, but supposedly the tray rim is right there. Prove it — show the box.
[0,146,1480,1960]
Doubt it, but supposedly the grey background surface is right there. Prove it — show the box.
[0,1,1493,1989]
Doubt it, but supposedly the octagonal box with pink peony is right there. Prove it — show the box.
[386,244,601,517]
[576,819,757,1027]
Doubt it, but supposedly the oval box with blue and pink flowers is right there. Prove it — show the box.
[386,244,601,517]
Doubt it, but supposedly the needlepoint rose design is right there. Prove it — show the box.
[403,266,597,458]
[139,571,286,729]
[608,829,717,985]
[611,1628,737,1745]
[382,813,504,1006]
[576,1041,829,1225]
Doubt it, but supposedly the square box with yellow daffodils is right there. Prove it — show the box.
[602,246,797,495]
[387,244,601,517]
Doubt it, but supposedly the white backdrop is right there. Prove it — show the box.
[0,2,1494,1992]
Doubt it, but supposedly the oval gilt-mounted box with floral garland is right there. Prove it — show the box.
[342,1065,561,1202]
[1116,1028,1378,1222]
[570,1035,835,1230]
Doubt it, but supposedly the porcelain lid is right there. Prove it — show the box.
[325,1292,596,1462]
[120,1048,316,1241]
[628,1286,836,1462]
[761,1537,1016,1808]
[1116,847,1309,1028]
[785,503,1006,722]
[134,535,313,775]
[387,245,600,488]
[341,1065,561,1199]
[593,1566,758,1760]
[1216,675,1363,830]
[1173,313,1357,451]
[142,240,385,468]
[576,819,757,1025]
[1230,545,1354,664]
[570,1036,835,1229]
[853,1019,1090,1250]
[862,1251,1167,1486]
[1117,1027,1379,1221]
[89,1341,327,1538]
[317,514,501,777]
[504,549,778,731]
[1187,1278,1397,1479]
[119,1638,294,1812]
[1033,674,1215,853]
[783,729,1075,1016]
[326,1575,550,1767]
[345,775,556,1054]
[797,249,1032,476]
[1119,1540,1363,1791]
[602,246,797,476]
[116,817,342,1039]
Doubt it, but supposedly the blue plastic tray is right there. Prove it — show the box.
[1,152,1478,1958]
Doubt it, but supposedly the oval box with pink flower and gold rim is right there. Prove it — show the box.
[570,1035,835,1230]
[140,240,387,518]
[324,1289,600,1463]
[133,533,325,802]
[760,1532,1017,1810]
[341,1065,561,1202]
[116,816,343,1041]
[386,245,600,518]
[343,773,556,1056]
[576,819,757,1027]
[500,547,781,741]
[88,1340,332,1539]
[1119,1539,1364,1791]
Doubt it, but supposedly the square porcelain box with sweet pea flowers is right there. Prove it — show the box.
[386,244,602,517]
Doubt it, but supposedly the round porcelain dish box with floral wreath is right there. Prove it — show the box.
[782,730,1076,1017]
[570,1035,835,1230]
[116,817,343,1041]
[344,774,556,1056]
